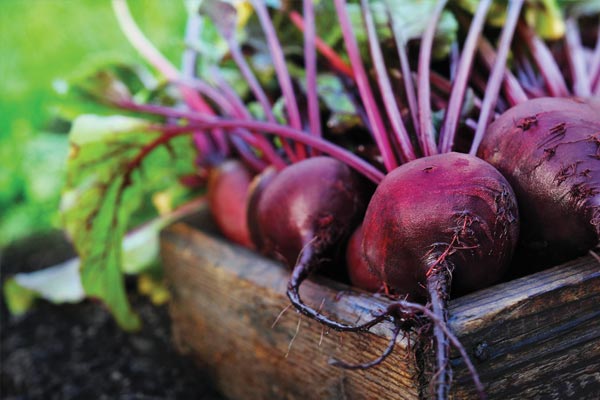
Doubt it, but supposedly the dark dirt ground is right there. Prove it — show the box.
[0,230,225,400]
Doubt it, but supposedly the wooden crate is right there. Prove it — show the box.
[160,207,600,400]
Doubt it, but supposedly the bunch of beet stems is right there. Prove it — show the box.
[108,0,598,399]
[478,12,600,102]
[113,0,382,177]
[282,2,524,399]
[109,0,490,397]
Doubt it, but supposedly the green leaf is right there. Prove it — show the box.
[3,278,38,316]
[313,73,363,133]
[382,0,458,59]
[69,115,151,146]
[524,0,566,40]
[559,0,600,19]
[61,114,196,330]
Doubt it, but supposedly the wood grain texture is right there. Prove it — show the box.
[161,209,600,400]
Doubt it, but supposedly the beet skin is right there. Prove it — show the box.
[478,97,600,267]
[346,224,382,293]
[362,152,520,299]
[249,156,371,268]
[207,160,254,248]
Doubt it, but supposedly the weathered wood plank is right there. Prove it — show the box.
[162,209,600,399]
[162,220,420,400]
[448,256,600,399]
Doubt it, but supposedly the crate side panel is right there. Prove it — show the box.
[448,256,600,399]
[162,222,421,400]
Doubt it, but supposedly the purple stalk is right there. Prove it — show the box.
[514,47,549,97]
[449,41,460,81]
[514,56,535,88]
[197,120,385,183]
[430,70,452,94]
[211,13,298,164]
[477,38,528,106]
[333,0,398,172]
[590,25,600,92]
[227,43,275,122]
[417,0,447,157]
[182,71,287,169]
[430,71,483,112]
[225,41,299,162]
[386,4,420,142]
[112,0,223,160]
[465,118,478,131]
[229,134,268,172]
[361,0,416,162]
[181,13,229,158]
[517,21,570,97]
[123,101,385,183]
[208,70,255,119]
[172,76,287,169]
[303,0,322,151]
[252,0,307,159]
[469,0,524,156]
[438,0,492,153]
[565,18,591,97]
[517,45,542,88]
[176,77,232,115]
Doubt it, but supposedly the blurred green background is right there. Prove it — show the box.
[0,0,189,246]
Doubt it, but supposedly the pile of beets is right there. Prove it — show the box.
[110,0,600,398]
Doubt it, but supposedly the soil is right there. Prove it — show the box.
[0,231,225,400]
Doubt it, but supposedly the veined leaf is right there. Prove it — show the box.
[61,114,196,330]
[381,0,458,59]
[69,115,151,145]
[4,196,206,317]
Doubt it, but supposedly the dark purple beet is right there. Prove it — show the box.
[359,152,519,399]
[478,97,600,269]
[250,156,371,267]
[249,156,373,329]
[362,152,520,299]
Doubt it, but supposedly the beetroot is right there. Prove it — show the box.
[478,97,600,268]
[246,166,279,252]
[207,160,254,248]
[250,156,370,267]
[249,156,373,326]
[363,153,519,299]
[346,225,382,293]
[355,152,519,399]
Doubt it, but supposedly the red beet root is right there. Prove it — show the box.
[478,97,600,268]
[250,156,371,266]
[363,152,519,299]
[346,224,382,293]
[249,156,373,329]
[207,160,254,248]
[246,166,279,252]
[359,152,519,399]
